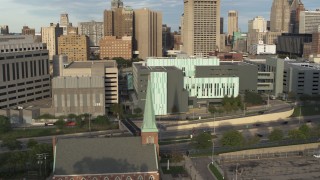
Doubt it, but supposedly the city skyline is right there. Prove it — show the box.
[1,0,319,33]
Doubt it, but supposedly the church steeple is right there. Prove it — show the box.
[141,79,158,133]
[141,79,159,156]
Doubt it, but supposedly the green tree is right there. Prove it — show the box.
[110,103,123,118]
[55,119,65,129]
[191,132,212,149]
[244,91,263,106]
[134,108,142,114]
[1,137,22,150]
[299,124,310,138]
[288,129,306,140]
[67,114,78,121]
[220,130,244,147]
[208,105,217,114]
[268,128,284,142]
[27,139,38,148]
[0,115,11,134]
[93,115,110,125]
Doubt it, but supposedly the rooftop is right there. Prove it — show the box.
[54,137,158,175]
[66,60,117,69]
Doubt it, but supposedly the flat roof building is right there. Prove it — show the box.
[58,34,89,61]
[100,36,132,60]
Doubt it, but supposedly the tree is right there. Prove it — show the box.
[268,128,284,142]
[244,91,264,106]
[299,124,310,138]
[287,91,296,102]
[220,130,244,147]
[93,115,110,125]
[55,119,65,129]
[134,108,142,114]
[27,139,38,148]
[1,137,22,150]
[0,115,11,134]
[288,129,306,140]
[67,114,78,121]
[208,105,217,114]
[191,132,212,149]
[110,103,123,118]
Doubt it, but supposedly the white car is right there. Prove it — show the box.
[314,154,320,158]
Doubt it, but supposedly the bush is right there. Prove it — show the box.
[220,130,244,147]
[134,108,142,114]
[27,139,38,148]
[191,132,212,149]
[1,137,22,150]
[244,91,264,106]
[268,129,284,142]
[0,116,11,134]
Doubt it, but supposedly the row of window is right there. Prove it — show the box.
[0,46,46,53]
[57,175,155,180]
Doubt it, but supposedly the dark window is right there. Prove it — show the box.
[26,81,33,84]
[2,64,5,82]
[38,60,41,76]
[25,62,28,78]
[0,92,6,96]
[41,60,45,75]
[9,97,16,100]
[43,78,49,81]
[25,54,32,58]
[26,87,34,90]
[0,86,5,89]
[18,95,25,98]
[8,90,16,94]
[0,57,4,60]
[46,59,49,74]
[16,55,23,58]
[30,61,33,77]
[12,63,15,80]
[17,82,24,86]
[6,56,14,59]
[18,89,25,92]
[21,62,25,79]
[16,62,19,80]
[6,64,10,81]
[34,61,37,77]
[35,79,41,83]
[8,84,16,88]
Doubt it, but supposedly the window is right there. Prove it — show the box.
[115,177,121,180]
[138,175,143,180]
[147,136,154,144]
[149,176,155,180]
[104,177,109,180]
[126,177,132,180]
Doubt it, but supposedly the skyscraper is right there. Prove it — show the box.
[290,0,305,33]
[134,8,162,60]
[182,0,220,57]
[78,21,104,47]
[248,16,267,33]
[220,17,224,34]
[41,23,63,60]
[0,25,9,35]
[58,35,89,61]
[270,0,290,32]
[103,1,133,38]
[228,10,239,36]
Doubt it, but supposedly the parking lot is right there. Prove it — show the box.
[222,156,320,180]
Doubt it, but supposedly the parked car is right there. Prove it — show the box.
[66,121,76,126]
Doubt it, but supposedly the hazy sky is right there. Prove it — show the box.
[1,0,319,33]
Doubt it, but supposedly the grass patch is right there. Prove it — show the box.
[291,105,320,117]
[0,123,118,140]
[159,139,191,145]
[209,163,224,180]
[161,166,186,174]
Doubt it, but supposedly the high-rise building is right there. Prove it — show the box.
[220,17,224,34]
[312,30,320,55]
[58,35,89,61]
[289,0,305,33]
[0,39,51,109]
[299,10,320,34]
[0,25,9,35]
[103,1,133,38]
[228,10,239,36]
[60,13,77,35]
[248,16,267,33]
[182,0,220,57]
[134,8,162,60]
[100,36,132,60]
[22,26,35,36]
[162,24,174,54]
[270,0,290,32]
[78,21,104,47]
[41,23,63,60]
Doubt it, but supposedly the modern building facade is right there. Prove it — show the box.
[78,21,104,47]
[41,23,63,60]
[182,0,220,57]
[228,10,239,38]
[270,0,290,32]
[99,36,132,60]
[133,56,240,115]
[0,42,51,110]
[134,8,162,60]
[299,10,320,34]
[277,33,312,57]
[58,34,89,61]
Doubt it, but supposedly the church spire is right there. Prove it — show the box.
[141,79,158,133]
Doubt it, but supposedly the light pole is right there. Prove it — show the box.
[211,140,214,165]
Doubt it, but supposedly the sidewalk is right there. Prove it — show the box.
[184,155,204,180]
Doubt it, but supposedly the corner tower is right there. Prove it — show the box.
[141,79,159,155]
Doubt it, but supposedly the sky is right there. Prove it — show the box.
[0,0,320,33]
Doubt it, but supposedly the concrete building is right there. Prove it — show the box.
[249,41,276,55]
[232,32,247,52]
[312,30,320,55]
[41,23,63,60]
[289,0,305,33]
[56,60,118,111]
[58,34,89,61]
[133,56,241,115]
[182,0,220,57]
[299,10,320,34]
[277,33,312,57]
[248,16,267,33]
[103,3,133,38]
[22,26,35,36]
[52,55,68,77]
[78,21,104,47]
[220,17,224,34]
[173,32,182,50]
[0,25,9,35]
[99,36,132,60]
[270,0,290,32]
[162,24,174,55]
[134,8,162,60]
[228,10,239,39]
[0,41,51,110]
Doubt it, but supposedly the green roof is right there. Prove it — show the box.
[141,80,159,133]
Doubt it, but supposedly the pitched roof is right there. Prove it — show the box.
[141,79,159,133]
[54,137,158,176]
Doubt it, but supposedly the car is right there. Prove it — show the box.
[306,120,312,123]
[256,133,263,138]
[66,121,76,126]
[254,123,261,127]
[281,121,288,125]
[258,111,265,115]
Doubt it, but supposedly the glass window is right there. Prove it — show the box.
[149,176,155,180]
[138,175,143,180]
